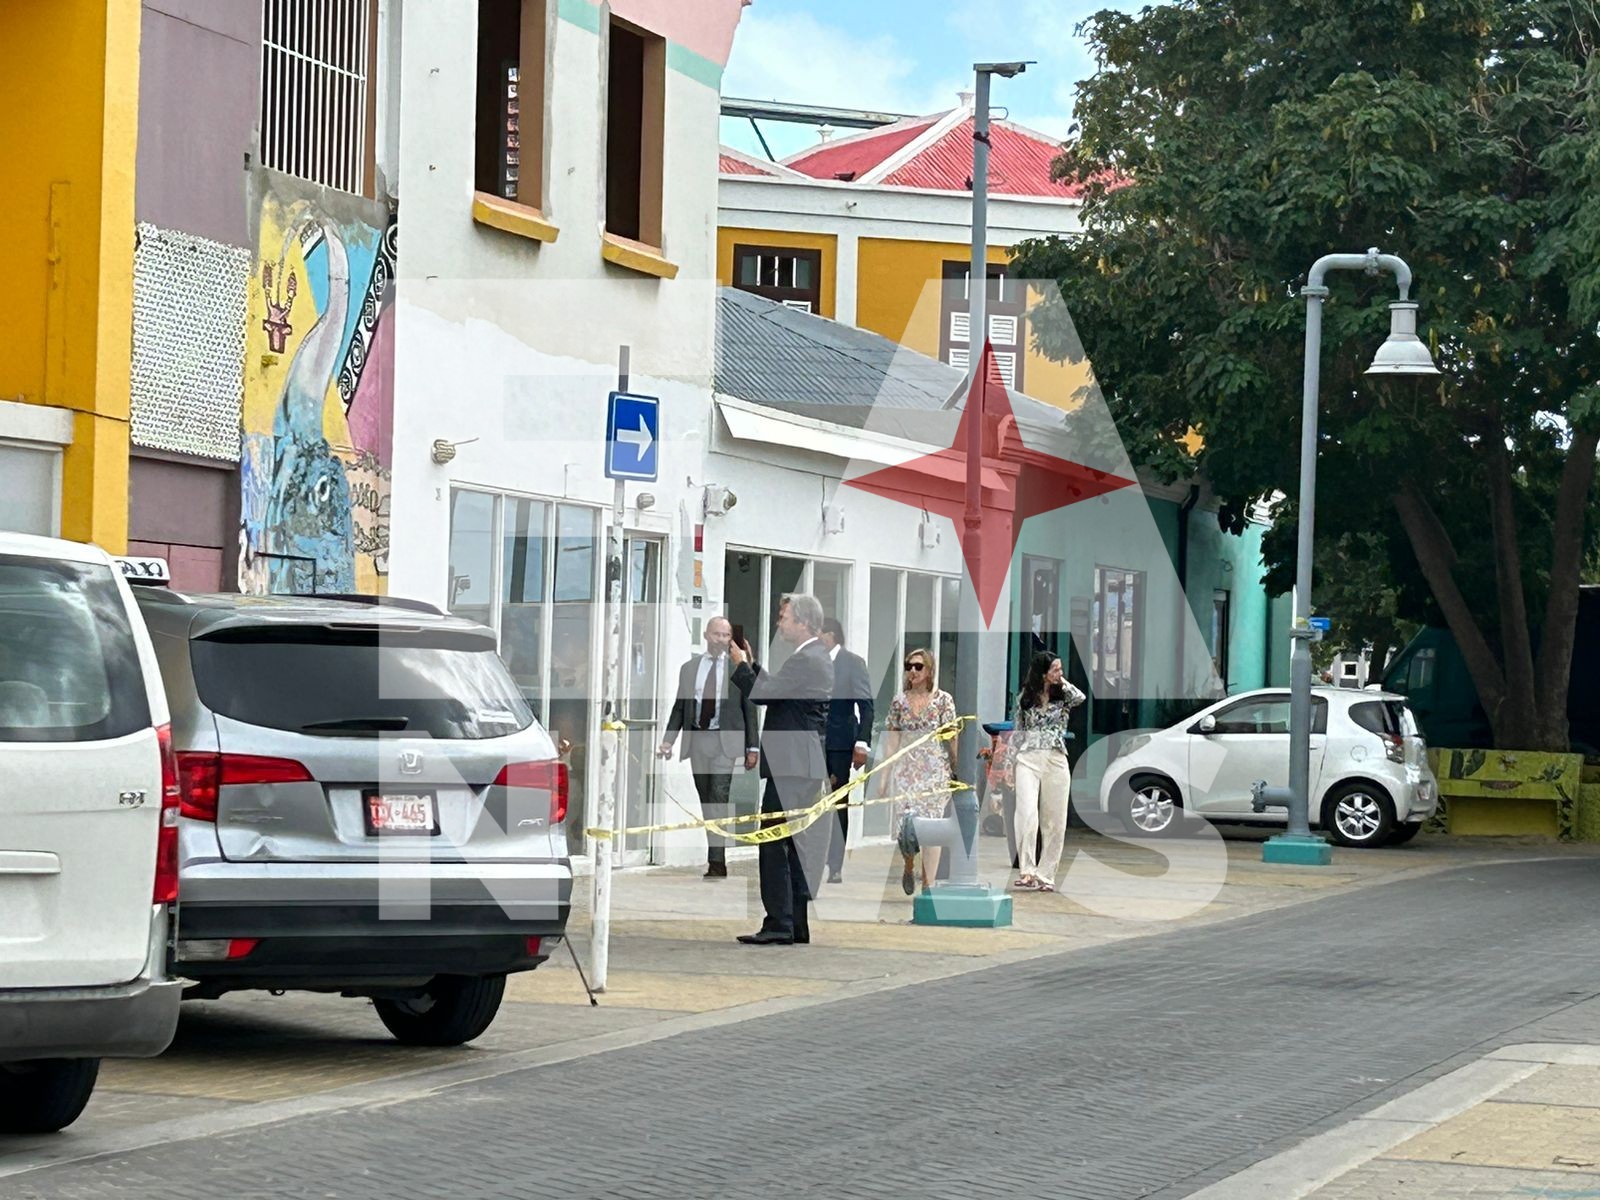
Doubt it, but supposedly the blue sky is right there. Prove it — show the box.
[718,0,1132,161]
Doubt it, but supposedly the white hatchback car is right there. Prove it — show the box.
[1098,687,1439,848]
[0,537,182,1133]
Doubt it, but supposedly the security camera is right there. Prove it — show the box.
[704,486,738,516]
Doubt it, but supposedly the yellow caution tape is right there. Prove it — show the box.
[586,714,975,845]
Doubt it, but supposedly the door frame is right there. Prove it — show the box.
[614,532,666,867]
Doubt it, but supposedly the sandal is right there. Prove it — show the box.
[1012,875,1039,892]
[1036,880,1056,893]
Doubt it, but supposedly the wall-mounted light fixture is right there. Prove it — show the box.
[431,437,479,464]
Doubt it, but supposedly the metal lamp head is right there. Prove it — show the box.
[1365,302,1440,376]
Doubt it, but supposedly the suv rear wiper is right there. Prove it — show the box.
[299,716,411,733]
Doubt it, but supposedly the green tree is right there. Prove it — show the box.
[1015,0,1600,749]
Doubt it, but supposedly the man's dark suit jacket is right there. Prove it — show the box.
[661,654,755,763]
[826,648,875,754]
[732,639,832,781]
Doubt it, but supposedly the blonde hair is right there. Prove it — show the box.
[904,647,936,692]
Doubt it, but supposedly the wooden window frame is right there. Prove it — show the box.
[473,0,552,228]
[604,16,666,252]
[731,245,824,312]
[939,261,1026,392]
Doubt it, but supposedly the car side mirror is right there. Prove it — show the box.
[1196,714,1217,735]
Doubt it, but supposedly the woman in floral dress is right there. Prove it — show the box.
[879,647,958,895]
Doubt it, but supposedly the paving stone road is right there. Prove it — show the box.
[11,856,1600,1199]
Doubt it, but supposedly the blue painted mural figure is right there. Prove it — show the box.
[264,218,357,594]
[241,180,395,597]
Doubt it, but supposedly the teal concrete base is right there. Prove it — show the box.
[1261,833,1334,866]
[912,885,1014,928]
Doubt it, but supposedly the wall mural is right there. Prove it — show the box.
[241,177,395,595]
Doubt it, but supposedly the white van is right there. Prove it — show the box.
[0,535,182,1133]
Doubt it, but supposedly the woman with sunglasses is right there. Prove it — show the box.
[879,648,958,895]
[1003,651,1086,893]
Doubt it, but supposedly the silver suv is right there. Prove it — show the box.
[134,590,571,1046]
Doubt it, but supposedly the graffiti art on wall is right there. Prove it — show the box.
[241,176,395,595]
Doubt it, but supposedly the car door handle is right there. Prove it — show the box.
[118,789,147,808]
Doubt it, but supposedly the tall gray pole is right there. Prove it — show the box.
[1286,282,1325,840]
[591,345,630,990]
[1258,250,1418,865]
[955,70,993,762]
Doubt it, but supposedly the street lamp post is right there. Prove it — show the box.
[956,59,1030,778]
[1254,248,1440,866]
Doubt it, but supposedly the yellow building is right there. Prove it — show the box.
[0,0,141,548]
[717,103,1091,412]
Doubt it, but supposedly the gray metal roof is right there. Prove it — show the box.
[715,288,966,415]
[713,288,1126,475]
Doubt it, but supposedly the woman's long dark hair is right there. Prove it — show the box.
[1020,651,1067,711]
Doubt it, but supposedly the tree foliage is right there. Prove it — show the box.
[1014,0,1600,748]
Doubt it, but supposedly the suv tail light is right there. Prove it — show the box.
[1379,732,1405,764]
[174,751,314,822]
[495,760,568,825]
[154,724,182,904]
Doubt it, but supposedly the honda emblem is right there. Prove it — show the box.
[398,748,424,775]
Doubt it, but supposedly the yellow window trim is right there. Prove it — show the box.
[471,193,560,244]
[601,231,679,280]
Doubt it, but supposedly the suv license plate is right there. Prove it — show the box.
[365,790,438,835]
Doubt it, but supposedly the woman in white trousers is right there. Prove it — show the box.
[1003,652,1085,893]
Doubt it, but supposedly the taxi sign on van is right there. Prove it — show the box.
[114,556,171,586]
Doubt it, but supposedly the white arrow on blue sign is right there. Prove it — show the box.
[605,391,659,482]
[1308,617,1332,632]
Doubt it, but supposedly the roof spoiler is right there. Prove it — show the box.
[309,593,446,617]
[114,556,171,587]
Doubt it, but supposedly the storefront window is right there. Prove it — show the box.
[501,497,548,706]
[864,565,959,835]
[447,490,496,628]
[448,489,599,854]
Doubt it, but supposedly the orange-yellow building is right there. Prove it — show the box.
[717,100,1091,412]
[0,0,141,548]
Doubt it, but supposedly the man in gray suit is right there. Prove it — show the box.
[659,616,757,878]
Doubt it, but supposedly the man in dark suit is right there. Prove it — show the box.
[729,593,832,946]
[659,616,757,879]
[819,618,873,884]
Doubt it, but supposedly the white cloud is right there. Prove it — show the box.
[723,11,962,117]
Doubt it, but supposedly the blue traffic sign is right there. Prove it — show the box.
[605,391,659,482]
[1308,616,1332,633]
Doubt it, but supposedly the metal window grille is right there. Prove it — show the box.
[260,0,374,194]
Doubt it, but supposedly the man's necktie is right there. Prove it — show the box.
[698,660,718,730]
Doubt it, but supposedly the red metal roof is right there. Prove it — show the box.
[879,117,1082,197]
[783,117,938,181]
[720,151,779,176]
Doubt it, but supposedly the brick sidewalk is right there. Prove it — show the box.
[1194,1045,1600,1198]
[7,830,1593,1176]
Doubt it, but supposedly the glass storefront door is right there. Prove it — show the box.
[618,535,663,865]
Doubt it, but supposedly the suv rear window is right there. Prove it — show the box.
[189,625,534,740]
[1349,700,1406,736]
[0,555,151,743]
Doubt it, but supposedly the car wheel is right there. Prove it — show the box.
[0,1058,100,1134]
[1120,775,1182,837]
[1322,783,1396,848]
[1387,822,1424,846]
[374,974,506,1046]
